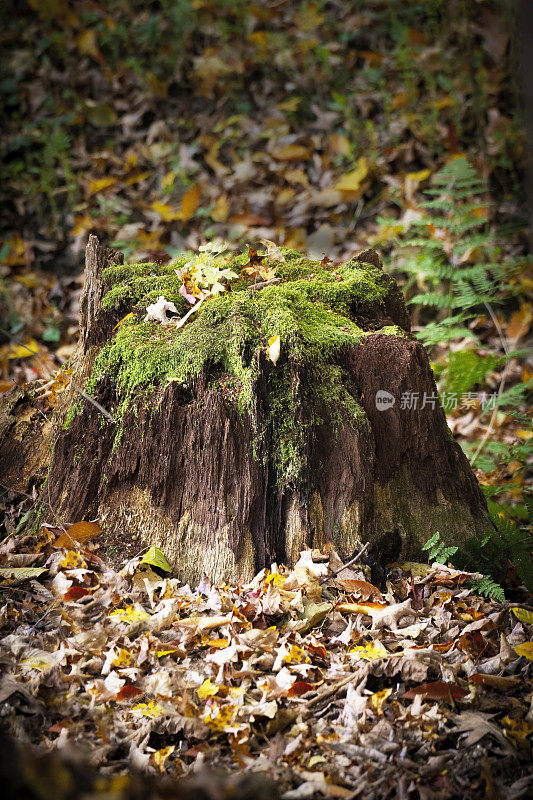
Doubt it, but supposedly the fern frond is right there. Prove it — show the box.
[469,576,505,601]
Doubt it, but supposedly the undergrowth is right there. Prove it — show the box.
[423,495,533,599]
[382,157,532,591]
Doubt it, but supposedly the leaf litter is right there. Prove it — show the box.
[0,525,532,798]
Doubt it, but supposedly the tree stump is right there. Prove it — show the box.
[44,236,490,583]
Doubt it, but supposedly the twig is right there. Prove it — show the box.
[319,542,370,585]
[302,667,366,715]
[470,302,511,466]
[246,278,281,292]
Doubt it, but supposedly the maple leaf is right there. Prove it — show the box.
[240,245,266,279]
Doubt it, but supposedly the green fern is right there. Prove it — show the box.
[469,576,505,602]
[422,532,458,564]
[456,501,533,593]
[379,156,516,348]
[422,533,506,601]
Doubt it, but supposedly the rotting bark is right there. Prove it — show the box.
[18,236,492,583]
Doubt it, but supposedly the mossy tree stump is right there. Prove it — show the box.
[46,236,490,583]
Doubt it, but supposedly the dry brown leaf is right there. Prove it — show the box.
[53,521,101,549]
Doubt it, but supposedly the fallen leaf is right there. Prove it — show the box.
[349,641,389,661]
[403,681,467,702]
[272,143,311,161]
[54,521,101,549]
[267,335,281,365]
[178,185,201,222]
[141,546,172,574]
[333,157,369,192]
[0,567,47,582]
[511,607,533,625]
[514,642,533,660]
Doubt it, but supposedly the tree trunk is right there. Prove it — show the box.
[42,236,490,583]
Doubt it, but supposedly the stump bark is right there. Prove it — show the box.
[42,236,490,583]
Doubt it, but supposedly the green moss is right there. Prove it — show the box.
[84,248,403,486]
[102,258,192,313]
[368,324,408,338]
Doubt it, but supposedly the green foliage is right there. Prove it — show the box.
[468,576,505,602]
[422,532,458,564]
[437,349,503,398]
[455,499,533,594]
[422,508,531,601]
[383,157,515,348]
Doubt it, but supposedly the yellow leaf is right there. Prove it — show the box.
[267,335,280,365]
[398,561,433,577]
[110,604,150,623]
[514,642,533,660]
[113,647,135,668]
[275,187,296,206]
[178,185,201,222]
[329,133,350,155]
[141,546,172,573]
[211,195,229,223]
[203,702,239,731]
[333,157,369,192]
[151,201,181,222]
[162,171,176,190]
[124,171,150,187]
[512,608,533,625]
[113,312,134,330]
[406,169,431,182]
[12,272,42,288]
[516,429,533,440]
[272,143,311,161]
[370,687,392,714]
[76,28,99,58]
[348,641,388,661]
[8,339,39,359]
[501,716,533,749]
[71,214,94,236]
[285,168,308,186]
[265,572,286,587]
[131,700,166,718]
[197,678,220,699]
[88,177,117,195]
[278,97,300,112]
[207,637,230,649]
[152,745,174,771]
[2,234,28,266]
[58,551,86,569]
[284,644,309,664]
[433,96,454,110]
[156,648,181,657]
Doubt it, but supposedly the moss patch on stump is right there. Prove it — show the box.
[79,249,407,486]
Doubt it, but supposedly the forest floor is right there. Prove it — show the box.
[1,527,533,799]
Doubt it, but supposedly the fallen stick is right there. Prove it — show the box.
[319,541,370,585]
